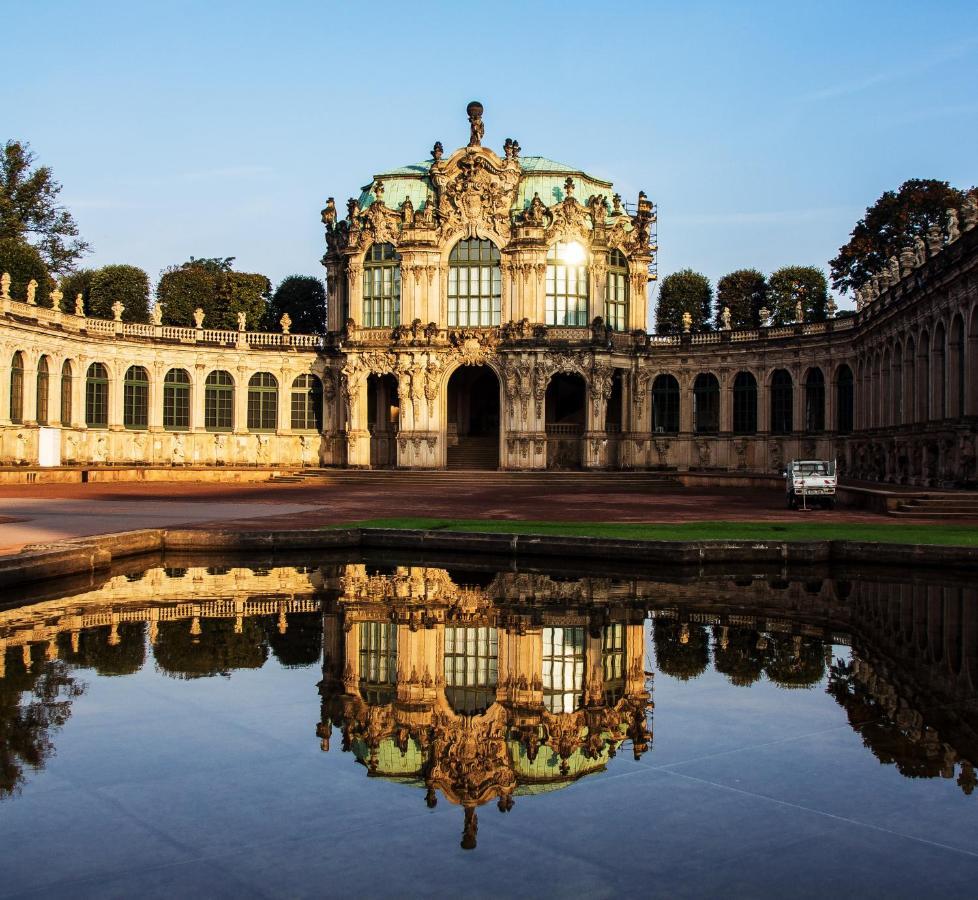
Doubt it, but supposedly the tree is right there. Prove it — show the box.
[654,269,713,334]
[0,140,90,274]
[88,265,150,322]
[58,268,95,314]
[268,275,327,334]
[767,266,828,325]
[715,269,767,329]
[157,258,270,330]
[830,179,971,295]
[0,237,50,306]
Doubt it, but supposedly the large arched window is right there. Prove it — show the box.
[836,365,854,434]
[123,366,149,430]
[542,626,585,714]
[358,621,397,705]
[932,324,947,420]
[60,360,73,426]
[36,356,50,426]
[804,368,825,432]
[545,241,589,326]
[770,369,793,434]
[605,249,629,331]
[448,238,501,327]
[85,363,109,428]
[950,314,965,418]
[247,372,278,431]
[290,374,323,431]
[732,371,757,434]
[444,626,498,715]
[362,243,400,328]
[9,352,24,424]
[204,370,234,432]
[693,373,720,434]
[652,374,680,433]
[163,369,191,431]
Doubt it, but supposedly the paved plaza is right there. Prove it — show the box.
[0,478,953,555]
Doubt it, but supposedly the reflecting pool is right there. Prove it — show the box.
[2,553,978,897]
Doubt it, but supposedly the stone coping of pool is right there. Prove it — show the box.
[1,526,976,589]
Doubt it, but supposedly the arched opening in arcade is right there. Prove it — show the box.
[367,373,399,467]
[545,372,586,469]
[446,365,500,469]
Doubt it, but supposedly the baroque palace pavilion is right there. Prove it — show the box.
[1,102,977,482]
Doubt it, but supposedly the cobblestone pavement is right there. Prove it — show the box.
[0,479,961,555]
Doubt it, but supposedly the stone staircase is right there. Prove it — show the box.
[269,467,681,492]
[446,437,499,470]
[891,494,978,519]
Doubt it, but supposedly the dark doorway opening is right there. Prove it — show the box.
[367,373,398,467]
[446,365,500,469]
[545,373,586,469]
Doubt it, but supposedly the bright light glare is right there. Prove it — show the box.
[558,241,586,265]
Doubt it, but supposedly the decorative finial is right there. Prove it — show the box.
[466,100,484,147]
[192,306,204,328]
[112,300,125,322]
[373,179,385,203]
[612,193,622,215]
[563,176,575,198]
[279,312,292,334]
[50,286,63,309]
[431,141,444,161]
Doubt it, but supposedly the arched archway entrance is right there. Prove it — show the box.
[545,372,586,469]
[446,365,500,469]
[367,373,398,467]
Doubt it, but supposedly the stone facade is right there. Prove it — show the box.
[1,104,976,482]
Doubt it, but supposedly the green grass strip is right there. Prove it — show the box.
[330,517,978,547]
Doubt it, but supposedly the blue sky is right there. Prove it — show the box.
[5,0,977,311]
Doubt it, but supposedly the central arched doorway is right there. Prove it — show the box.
[446,365,500,469]
[367,373,398,467]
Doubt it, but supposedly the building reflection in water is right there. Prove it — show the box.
[1,560,977,847]
[317,565,653,849]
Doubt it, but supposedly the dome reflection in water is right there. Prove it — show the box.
[1,557,977,893]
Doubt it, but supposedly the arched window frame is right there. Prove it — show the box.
[448,238,501,327]
[204,370,234,432]
[163,368,191,432]
[693,373,720,434]
[652,374,680,434]
[123,365,150,430]
[804,368,825,433]
[545,241,589,327]
[770,369,793,435]
[290,374,323,431]
[362,243,401,328]
[444,626,498,715]
[9,352,25,425]
[605,249,629,332]
[732,371,757,435]
[835,364,854,434]
[85,363,109,428]
[247,372,278,432]
[60,360,73,426]
[36,356,50,426]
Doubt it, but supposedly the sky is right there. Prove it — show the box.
[4,0,977,313]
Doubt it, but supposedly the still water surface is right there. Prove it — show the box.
[1,553,977,898]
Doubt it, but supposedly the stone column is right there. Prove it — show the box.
[108,361,124,431]
[758,373,771,433]
[344,368,370,467]
[148,362,165,432]
[234,366,249,434]
[191,364,206,432]
[719,371,733,433]
[21,351,38,427]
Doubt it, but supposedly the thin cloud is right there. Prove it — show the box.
[179,165,274,181]
[798,37,978,103]
[670,207,856,226]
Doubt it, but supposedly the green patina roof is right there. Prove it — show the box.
[356,156,616,218]
[352,737,425,775]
